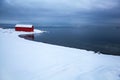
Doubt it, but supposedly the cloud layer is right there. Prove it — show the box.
[0,0,120,25]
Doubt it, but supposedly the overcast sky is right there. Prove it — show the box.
[0,0,120,26]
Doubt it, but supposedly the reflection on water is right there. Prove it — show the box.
[19,34,34,40]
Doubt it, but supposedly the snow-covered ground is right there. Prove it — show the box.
[0,28,120,80]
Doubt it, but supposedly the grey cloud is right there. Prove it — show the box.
[0,0,120,26]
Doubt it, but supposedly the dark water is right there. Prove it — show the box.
[1,24,120,55]
[0,24,15,29]
[20,26,120,56]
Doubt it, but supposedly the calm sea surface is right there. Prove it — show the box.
[35,27,120,55]
[1,24,120,55]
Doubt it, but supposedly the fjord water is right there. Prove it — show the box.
[0,24,120,55]
[33,26,120,55]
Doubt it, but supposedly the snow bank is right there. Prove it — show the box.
[0,28,120,80]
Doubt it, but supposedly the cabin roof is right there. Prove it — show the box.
[15,24,33,28]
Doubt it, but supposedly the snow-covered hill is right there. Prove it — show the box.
[0,28,120,80]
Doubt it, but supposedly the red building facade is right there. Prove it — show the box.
[15,24,34,32]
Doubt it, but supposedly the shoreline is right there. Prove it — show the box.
[0,28,120,80]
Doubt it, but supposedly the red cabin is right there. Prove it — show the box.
[15,24,34,32]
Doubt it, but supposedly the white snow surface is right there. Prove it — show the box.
[0,28,120,80]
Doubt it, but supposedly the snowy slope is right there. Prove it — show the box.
[0,28,120,80]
